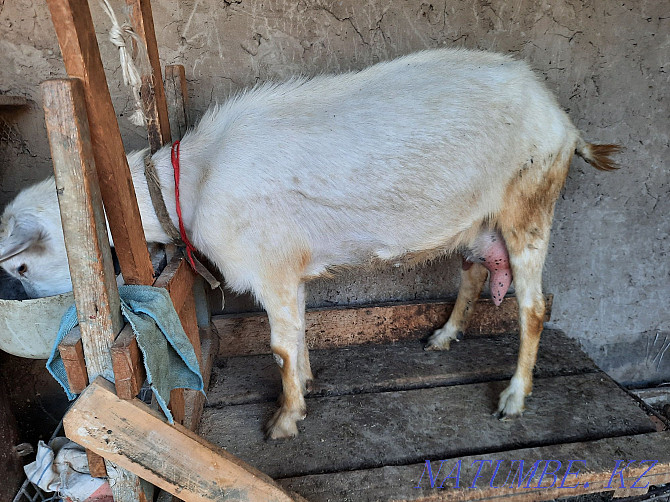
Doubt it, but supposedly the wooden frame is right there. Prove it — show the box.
[42,1,292,500]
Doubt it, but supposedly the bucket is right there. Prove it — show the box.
[0,292,74,359]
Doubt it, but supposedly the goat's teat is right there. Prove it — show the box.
[464,230,512,306]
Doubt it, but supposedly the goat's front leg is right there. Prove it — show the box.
[296,282,314,393]
[426,261,488,350]
[262,281,309,439]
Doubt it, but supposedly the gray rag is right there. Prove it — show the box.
[47,284,204,424]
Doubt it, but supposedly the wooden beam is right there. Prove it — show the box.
[86,449,108,478]
[164,65,189,141]
[153,256,201,426]
[179,294,202,364]
[45,0,154,286]
[212,295,554,357]
[111,324,147,400]
[154,256,197,314]
[125,0,171,152]
[42,78,122,380]
[41,77,147,501]
[183,326,219,432]
[58,326,89,394]
[65,377,305,502]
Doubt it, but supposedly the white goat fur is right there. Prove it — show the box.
[0,49,618,439]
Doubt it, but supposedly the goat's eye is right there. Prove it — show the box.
[17,264,27,276]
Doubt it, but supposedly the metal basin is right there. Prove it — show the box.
[0,292,74,359]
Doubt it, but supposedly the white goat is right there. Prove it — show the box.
[0,48,618,439]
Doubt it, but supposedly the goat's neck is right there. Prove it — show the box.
[128,140,203,246]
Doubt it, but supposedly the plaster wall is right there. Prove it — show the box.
[0,0,668,383]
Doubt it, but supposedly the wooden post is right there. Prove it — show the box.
[42,78,122,381]
[165,65,190,142]
[45,0,154,286]
[58,327,89,394]
[125,0,172,152]
[110,325,147,400]
[42,78,151,501]
[65,378,305,502]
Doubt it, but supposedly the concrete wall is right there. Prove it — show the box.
[0,0,668,384]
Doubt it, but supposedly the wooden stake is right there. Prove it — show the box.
[41,77,150,502]
[125,0,172,152]
[45,0,154,286]
[42,78,122,381]
[110,325,147,401]
[58,327,89,395]
[165,65,190,141]
[65,377,305,502]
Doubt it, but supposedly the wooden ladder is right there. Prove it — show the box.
[41,0,301,500]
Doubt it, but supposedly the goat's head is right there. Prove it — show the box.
[0,177,72,298]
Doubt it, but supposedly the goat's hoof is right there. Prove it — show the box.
[304,378,314,394]
[424,328,458,351]
[496,383,526,419]
[265,406,306,440]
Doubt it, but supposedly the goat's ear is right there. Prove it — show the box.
[0,217,46,263]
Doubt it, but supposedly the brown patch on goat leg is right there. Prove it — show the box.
[497,153,571,237]
[494,153,572,417]
[516,299,546,395]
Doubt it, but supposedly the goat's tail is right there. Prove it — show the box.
[575,140,622,172]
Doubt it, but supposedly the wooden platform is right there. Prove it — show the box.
[200,321,670,501]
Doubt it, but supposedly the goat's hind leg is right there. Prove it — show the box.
[426,261,488,350]
[495,155,569,418]
[495,233,547,419]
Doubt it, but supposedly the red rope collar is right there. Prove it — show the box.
[171,140,197,270]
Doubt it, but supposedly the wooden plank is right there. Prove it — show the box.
[154,255,197,314]
[155,256,201,426]
[111,324,146,400]
[42,78,122,381]
[46,0,154,286]
[64,377,306,502]
[165,65,189,141]
[86,448,108,478]
[59,323,105,484]
[41,77,146,501]
[212,295,554,357]
[206,329,597,407]
[58,326,89,394]
[199,373,656,479]
[125,0,171,153]
[280,432,670,501]
[0,95,28,107]
[183,326,219,432]
[179,293,202,364]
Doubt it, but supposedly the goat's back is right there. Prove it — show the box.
[183,49,580,282]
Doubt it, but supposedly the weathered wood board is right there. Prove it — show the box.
[125,0,172,153]
[207,329,595,407]
[280,432,670,501]
[200,373,655,479]
[213,295,553,357]
[64,377,305,502]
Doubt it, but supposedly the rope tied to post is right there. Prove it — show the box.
[100,0,147,126]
